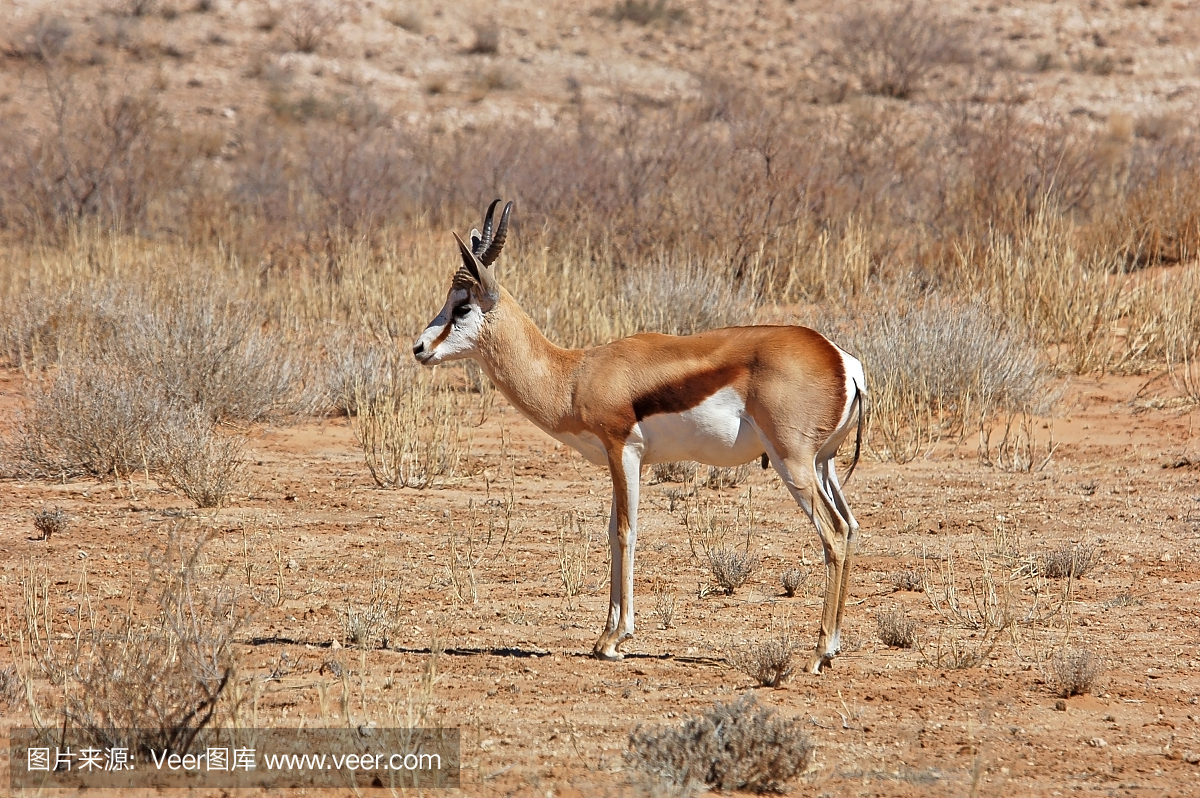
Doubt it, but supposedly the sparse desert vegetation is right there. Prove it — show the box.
[1,0,1199,794]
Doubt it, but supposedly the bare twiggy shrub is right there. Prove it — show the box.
[4,15,73,60]
[1038,544,1098,579]
[622,258,759,337]
[627,693,814,793]
[278,0,347,53]
[154,408,246,508]
[1048,649,1104,697]
[650,461,697,485]
[917,627,1006,670]
[704,463,754,490]
[708,547,758,595]
[23,526,246,755]
[831,1,962,99]
[0,70,175,235]
[876,608,919,649]
[349,368,469,488]
[728,632,799,687]
[781,567,807,598]
[33,506,69,540]
[890,569,924,592]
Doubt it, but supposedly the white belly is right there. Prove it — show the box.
[549,429,609,466]
[636,386,762,467]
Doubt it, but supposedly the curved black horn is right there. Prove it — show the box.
[474,199,501,257]
[480,201,513,266]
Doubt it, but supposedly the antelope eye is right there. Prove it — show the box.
[452,302,472,319]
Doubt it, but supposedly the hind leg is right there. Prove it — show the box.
[765,447,853,674]
[817,456,859,660]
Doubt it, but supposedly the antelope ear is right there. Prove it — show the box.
[469,227,483,254]
[452,231,500,302]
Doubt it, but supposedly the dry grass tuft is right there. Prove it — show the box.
[650,461,697,485]
[1048,649,1104,697]
[627,693,813,793]
[875,608,919,648]
[33,506,70,540]
[704,463,754,490]
[890,569,925,592]
[708,547,758,595]
[781,567,807,598]
[349,368,470,489]
[728,632,800,687]
[1038,544,1098,579]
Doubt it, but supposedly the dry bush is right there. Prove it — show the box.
[557,510,592,608]
[627,693,814,793]
[3,15,74,60]
[781,567,807,598]
[708,547,758,595]
[349,368,469,489]
[831,1,963,99]
[978,410,1058,472]
[727,632,799,687]
[33,506,69,540]
[22,526,245,756]
[704,464,755,490]
[0,665,21,710]
[1048,649,1104,697]
[608,0,690,26]
[154,408,247,508]
[278,0,348,53]
[650,461,697,485]
[337,565,403,649]
[14,362,171,480]
[467,21,500,55]
[890,569,924,592]
[1038,543,1098,579]
[0,69,178,236]
[842,292,1050,462]
[652,579,677,629]
[918,628,1005,670]
[876,608,919,648]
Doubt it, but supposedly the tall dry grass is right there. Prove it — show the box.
[1,44,1199,475]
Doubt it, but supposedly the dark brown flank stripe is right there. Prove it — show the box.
[631,363,748,421]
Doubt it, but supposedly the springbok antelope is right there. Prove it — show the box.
[413,200,867,673]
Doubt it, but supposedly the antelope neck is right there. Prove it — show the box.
[475,291,582,436]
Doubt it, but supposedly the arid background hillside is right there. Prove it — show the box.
[2,0,1200,795]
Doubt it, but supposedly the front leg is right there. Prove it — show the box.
[593,441,642,660]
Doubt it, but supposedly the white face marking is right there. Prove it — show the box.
[413,288,484,365]
[638,386,761,466]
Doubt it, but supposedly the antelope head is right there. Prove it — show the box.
[412,199,513,365]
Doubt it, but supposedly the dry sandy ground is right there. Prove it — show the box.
[2,366,1200,796]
